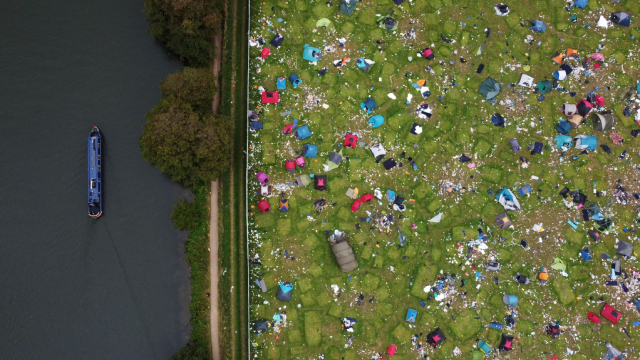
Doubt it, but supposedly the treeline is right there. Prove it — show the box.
[143,0,225,67]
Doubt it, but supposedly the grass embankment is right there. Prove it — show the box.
[248,0,640,358]
[217,0,249,358]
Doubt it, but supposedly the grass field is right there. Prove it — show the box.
[247,0,640,358]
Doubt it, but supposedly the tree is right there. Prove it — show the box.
[143,0,223,67]
[161,67,217,115]
[140,98,231,187]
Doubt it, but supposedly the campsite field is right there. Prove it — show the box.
[247,0,640,358]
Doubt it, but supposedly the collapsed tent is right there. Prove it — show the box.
[253,320,269,331]
[377,16,398,31]
[617,240,633,257]
[324,150,343,171]
[478,77,501,100]
[496,188,521,211]
[494,3,510,16]
[498,334,514,351]
[270,33,284,48]
[302,144,318,158]
[426,328,445,347]
[568,114,583,128]
[295,125,312,140]
[529,20,547,33]
[518,74,534,88]
[573,0,588,8]
[361,98,377,113]
[591,113,615,131]
[276,282,293,301]
[302,44,322,62]
[339,0,358,16]
[556,135,572,150]
[327,230,358,272]
[611,12,630,27]
[383,158,397,170]
[368,115,384,128]
[573,135,597,150]
[356,58,375,72]
[370,143,386,162]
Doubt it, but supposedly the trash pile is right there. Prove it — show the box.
[246,0,640,358]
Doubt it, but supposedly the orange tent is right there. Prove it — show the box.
[567,48,578,57]
[552,53,564,64]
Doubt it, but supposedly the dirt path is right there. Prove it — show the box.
[209,33,223,360]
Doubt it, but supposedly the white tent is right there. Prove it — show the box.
[518,74,534,88]
[370,144,386,162]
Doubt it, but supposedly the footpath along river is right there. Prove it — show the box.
[0,0,191,359]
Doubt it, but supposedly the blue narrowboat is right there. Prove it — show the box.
[88,126,102,218]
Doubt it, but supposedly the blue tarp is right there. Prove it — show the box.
[573,0,588,8]
[295,125,312,140]
[289,74,302,87]
[303,144,318,158]
[529,20,547,33]
[368,115,385,128]
[303,44,322,62]
[406,309,417,322]
[580,248,593,261]
[556,135,572,150]
[277,77,286,89]
[361,98,377,113]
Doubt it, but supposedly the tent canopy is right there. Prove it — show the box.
[592,113,615,131]
[302,144,318,158]
[529,20,547,32]
[611,12,630,27]
[406,309,417,322]
[253,320,268,331]
[361,98,377,113]
[478,77,501,100]
[368,115,385,128]
[270,33,284,48]
[258,199,271,213]
[339,0,358,16]
[478,340,492,353]
[276,282,293,301]
[303,44,322,62]
[561,103,577,116]
[552,257,567,271]
[295,125,312,140]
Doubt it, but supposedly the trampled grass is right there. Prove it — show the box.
[247,0,640,358]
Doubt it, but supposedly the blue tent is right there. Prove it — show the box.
[387,190,396,202]
[518,185,532,196]
[503,294,518,306]
[361,98,377,113]
[289,74,302,87]
[406,309,417,322]
[250,121,263,130]
[295,125,312,140]
[302,144,318,158]
[574,135,597,150]
[279,199,289,212]
[277,77,286,89]
[557,120,572,135]
[556,135,572,150]
[529,20,547,33]
[368,115,385,128]
[580,248,593,262]
[303,44,322,62]
[573,0,588,8]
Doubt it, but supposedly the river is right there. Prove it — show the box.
[0,0,190,359]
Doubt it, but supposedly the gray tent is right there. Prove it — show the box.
[591,113,615,131]
[478,77,501,100]
[495,212,512,229]
[617,241,633,258]
[602,345,625,360]
[370,143,386,162]
[327,230,358,272]
[253,320,268,331]
[340,0,358,16]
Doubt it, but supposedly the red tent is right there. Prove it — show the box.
[422,48,434,60]
[351,199,362,212]
[587,312,601,324]
[285,159,295,173]
[262,91,280,104]
[386,344,397,357]
[361,194,374,203]
[344,134,358,148]
[601,304,621,324]
[261,47,271,59]
[258,199,271,213]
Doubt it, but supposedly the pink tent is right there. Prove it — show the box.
[386,344,397,357]
[591,53,604,61]
[256,172,270,185]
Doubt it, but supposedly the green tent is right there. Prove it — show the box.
[537,80,553,94]
[478,77,501,100]
[470,350,484,360]
[551,257,566,271]
[316,18,332,28]
[324,150,343,171]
